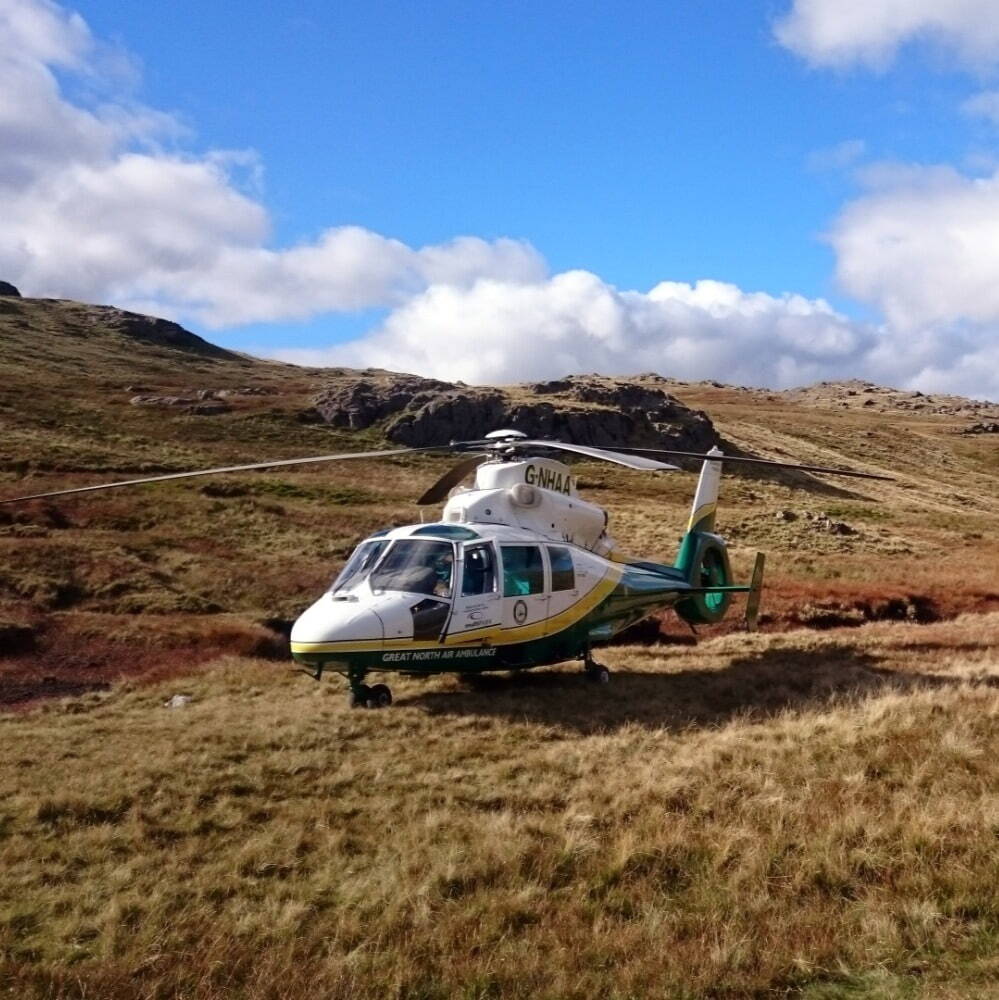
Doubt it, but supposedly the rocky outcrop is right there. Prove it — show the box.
[129,390,231,415]
[784,379,999,420]
[307,373,716,450]
[0,281,20,297]
[388,389,509,444]
[94,307,238,360]
[312,376,454,430]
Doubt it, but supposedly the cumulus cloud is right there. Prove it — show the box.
[830,164,999,329]
[281,261,999,399]
[0,0,545,325]
[774,0,999,69]
[824,163,999,399]
[277,273,881,389]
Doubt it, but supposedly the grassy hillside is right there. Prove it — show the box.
[2,296,999,998]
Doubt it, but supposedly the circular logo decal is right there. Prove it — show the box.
[513,599,528,624]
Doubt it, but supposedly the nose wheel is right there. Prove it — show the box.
[367,683,393,708]
[347,676,393,709]
[582,650,611,685]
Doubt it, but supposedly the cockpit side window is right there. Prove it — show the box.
[501,545,545,596]
[331,539,388,593]
[370,539,454,598]
[461,544,496,596]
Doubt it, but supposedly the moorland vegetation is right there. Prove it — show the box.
[2,294,999,998]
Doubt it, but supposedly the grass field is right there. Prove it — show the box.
[3,616,999,998]
[3,296,999,998]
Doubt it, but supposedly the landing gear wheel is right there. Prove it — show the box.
[348,684,371,709]
[367,683,393,708]
[586,664,611,685]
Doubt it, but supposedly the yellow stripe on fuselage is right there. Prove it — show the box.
[290,564,622,656]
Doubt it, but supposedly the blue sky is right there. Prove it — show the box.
[5,0,999,396]
[74,0,955,303]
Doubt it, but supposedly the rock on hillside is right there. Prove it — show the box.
[783,379,999,421]
[0,296,239,361]
[0,281,21,297]
[308,372,717,449]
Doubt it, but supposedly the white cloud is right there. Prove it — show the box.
[278,261,999,399]
[277,273,881,389]
[830,164,999,329]
[0,0,545,326]
[774,0,999,69]
[961,90,999,125]
[823,163,999,399]
[2,0,90,68]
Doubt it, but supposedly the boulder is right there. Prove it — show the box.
[130,395,191,407]
[127,395,229,414]
[311,376,454,430]
[189,401,230,416]
[0,281,21,297]
[804,511,857,536]
[387,389,508,444]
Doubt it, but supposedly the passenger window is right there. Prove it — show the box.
[547,545,575,591]
[501,545,545,596]
[462,544,496,596]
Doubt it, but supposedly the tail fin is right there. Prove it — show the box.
[673,447,732,624]
[687,445,723,533]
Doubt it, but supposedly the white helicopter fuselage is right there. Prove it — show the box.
[289,457,701,677]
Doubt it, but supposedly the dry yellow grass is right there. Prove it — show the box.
[4,615,999,999]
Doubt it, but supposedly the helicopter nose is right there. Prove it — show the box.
[290,597,386,647]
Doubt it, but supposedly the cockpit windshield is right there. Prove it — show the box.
[370,539,454,598]
[331,539,388,594]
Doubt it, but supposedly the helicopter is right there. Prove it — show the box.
[2,429,891,708]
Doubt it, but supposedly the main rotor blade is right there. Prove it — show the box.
[0,445,456,505]
[613,447,894,481]
[517,440,679,471]
[417,454,489,505]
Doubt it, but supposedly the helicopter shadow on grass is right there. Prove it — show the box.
[401,642,995,735]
